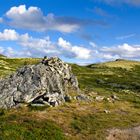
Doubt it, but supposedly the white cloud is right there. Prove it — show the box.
[0,5,107,33]
[100,43,140,59]
[0,46,33,58]
[0,29,59,57]
[0,29,19,41]
[58,37,71,49]
[3,5,79,33]
[72,46,91,59]
[6,5,47,31]
[0,29,140,62]
[0,29,92,60]
[58,37,92,59]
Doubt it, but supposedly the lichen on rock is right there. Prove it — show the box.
[0,56,79,109]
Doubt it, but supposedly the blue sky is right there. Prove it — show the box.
[0,0,140,64]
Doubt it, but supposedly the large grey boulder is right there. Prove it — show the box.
[0,57,79,109]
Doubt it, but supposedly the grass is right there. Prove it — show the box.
[71,102,140,140]
[0,57,41,78]
[89,59,140,70]
[28,104,50,111]
[0,109,66,140]
[0,57,140,139]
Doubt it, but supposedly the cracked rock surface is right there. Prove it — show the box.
[0,57,79,109]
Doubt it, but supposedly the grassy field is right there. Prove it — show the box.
[0,56,140,140]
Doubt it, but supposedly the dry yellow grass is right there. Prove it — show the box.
[5,100,140,140]
[94,60,140,70]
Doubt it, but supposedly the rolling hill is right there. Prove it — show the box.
[88,59,140,70]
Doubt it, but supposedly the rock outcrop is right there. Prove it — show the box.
[0,57,79,109]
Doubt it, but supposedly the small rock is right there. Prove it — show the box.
[111,95,119,100]
[104,109,110,114]
[30,104,45,107]
[89,92,98,96]
[76,94,90,102]
[107,97,113,103]
[95,96,105,102]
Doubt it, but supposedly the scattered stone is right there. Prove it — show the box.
[88,91,98,97]
[0,57,79,109]
[30,104,47,107]
[111,95,119,100]
[106,95,119,103]
[95,96,105,102]
[107,97,113,103]
[104,109,110,114]
[76,94,90,102]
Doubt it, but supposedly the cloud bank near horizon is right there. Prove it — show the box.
[0,29,140,63]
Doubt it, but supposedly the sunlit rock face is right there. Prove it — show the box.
[0,57,79,109]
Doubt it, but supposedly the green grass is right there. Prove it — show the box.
[72,63,140,93]
[28,104,50,111]
[0,57,41,78]
[0,111,66,140]
[71,110,140,140]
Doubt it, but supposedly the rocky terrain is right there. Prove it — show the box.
[0,57,79,109]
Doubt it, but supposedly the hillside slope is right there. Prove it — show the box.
[88,59,140,70]
[0,57,41,78]
[0,58,140,140]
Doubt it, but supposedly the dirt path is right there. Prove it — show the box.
[107,126,140,140]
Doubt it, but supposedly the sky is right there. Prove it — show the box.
[0,0,140,64]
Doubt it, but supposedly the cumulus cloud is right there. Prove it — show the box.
[0,46,33,58]
[0,29,55,52]
[0,29,92,59]
[0,29,140,62]
[58,37,92,59]
[0,5,107,33]
[0,29,59,57]
[3,5,79,33]
[0,29,19,41]
[100,43,140,60]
